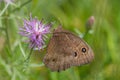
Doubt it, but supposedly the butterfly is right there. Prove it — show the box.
[43,27,94,72]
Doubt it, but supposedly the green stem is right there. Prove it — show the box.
[0,3,9,16]
[25,46,34,62]
[83,30,89,39]
[5,24,12,53]
[23,46,34,72]
[12,0,32,12]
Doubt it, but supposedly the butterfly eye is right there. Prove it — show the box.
[74,52,77,57]
[81,47,86,53]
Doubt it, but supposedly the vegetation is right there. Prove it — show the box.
[0,0,120,80]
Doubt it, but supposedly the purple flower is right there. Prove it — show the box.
[19,15,51,50]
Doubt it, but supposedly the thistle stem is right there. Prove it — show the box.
[25,46,34,62]
[0,3,9,16]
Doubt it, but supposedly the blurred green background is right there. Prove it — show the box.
[0,0,120,80]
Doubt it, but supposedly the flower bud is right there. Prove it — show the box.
[86,16,95,31]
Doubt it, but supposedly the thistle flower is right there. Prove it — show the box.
[19,15,52,50]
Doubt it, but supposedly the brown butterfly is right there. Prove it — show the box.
[43,26,94,72]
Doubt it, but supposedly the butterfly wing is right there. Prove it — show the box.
[43,27,94,71]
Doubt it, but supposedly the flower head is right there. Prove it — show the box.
[19,15,51,50]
